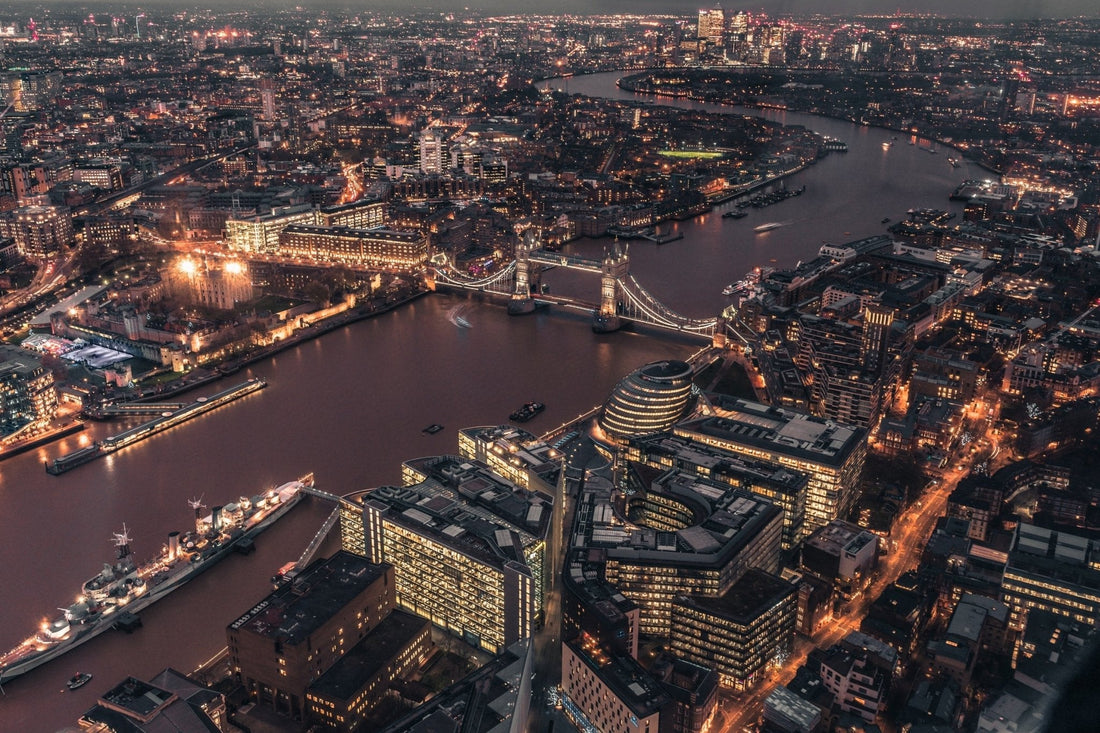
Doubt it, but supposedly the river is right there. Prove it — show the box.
[0,70,976,731]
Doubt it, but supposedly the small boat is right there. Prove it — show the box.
[67,672,92,690]
[754,222,784,233]
[722,210,747,219]
[422,424,444,435]
[510,402,545,423]
[882,141,893,150]
[881,217,891,224]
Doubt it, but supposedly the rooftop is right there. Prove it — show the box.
[676,568,796,624]
[676,400,865,468]
[309,609,430,701]
[228,551,391,644]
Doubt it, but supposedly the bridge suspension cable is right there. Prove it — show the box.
[432,262,516,290]
[620,274,718,333]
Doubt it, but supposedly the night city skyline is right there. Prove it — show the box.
[0,3,1099,733]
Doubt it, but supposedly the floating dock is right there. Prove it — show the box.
[47,379,267,475]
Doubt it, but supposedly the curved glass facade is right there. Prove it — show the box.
[598,360,694,439]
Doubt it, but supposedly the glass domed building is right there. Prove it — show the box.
[598,360,695,439]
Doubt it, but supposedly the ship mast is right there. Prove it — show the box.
[188,497,205,534]
[112,524,132,561]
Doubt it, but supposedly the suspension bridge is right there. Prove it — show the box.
[429,231,755,344]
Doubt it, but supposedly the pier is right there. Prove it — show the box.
[46,379,267,475]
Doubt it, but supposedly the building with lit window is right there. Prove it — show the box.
[1001,523,1100,631]
[319,199,386,229]
[226,552,396,722]
[457,424,563,493]
[810,644,889,722]
[0,205,75,260]
[277,225,428,269]
[341,454,552,653]
[563,634,669,733]
[305,609,432,731]
[623,432,809,547]
[598,360,696,440]
[675,401,867,534]
[597,468,783,637]
[0,345,58,437]
[670,569,797,691]
[225,204,318,254]
[697,5,725,46]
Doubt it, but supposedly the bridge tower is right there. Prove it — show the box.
[508,228,540,315]
[593,241,629,333]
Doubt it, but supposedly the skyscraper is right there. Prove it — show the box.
[697,4,725,47]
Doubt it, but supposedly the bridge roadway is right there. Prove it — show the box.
[527,250,602,273]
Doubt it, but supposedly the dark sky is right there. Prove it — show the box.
[327,0,1094,17]
[46,0,1094,18]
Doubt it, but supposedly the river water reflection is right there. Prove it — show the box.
[1,70,976,730]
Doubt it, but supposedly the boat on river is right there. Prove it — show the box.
[754,222,786,233]
[510,402,545,422]
[0,474,312,687]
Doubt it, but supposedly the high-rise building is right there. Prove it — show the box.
[675,402,867,534]
[697,4,725,46]
[418,131,447,174]
[341,455,552,653]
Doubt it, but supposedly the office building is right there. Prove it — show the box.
[562,634,669,733]
[419,132,447,174]
[342,455,552,653]
[319,199,387,229]
[1001,523,1100,631]
[676,401,867,533]
[457,424,563,493]
[599,468,783,637]
[598,360,696,440]
[624,432,809,547]
[670,569,797,691]
[697,5,725,46]
[226,552,396,721]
